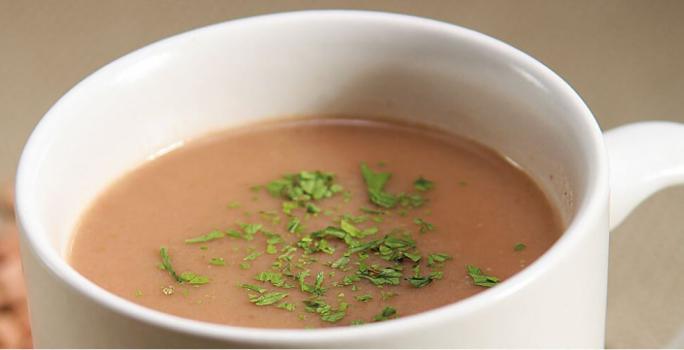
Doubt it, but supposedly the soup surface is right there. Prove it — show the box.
[70,117,563,328]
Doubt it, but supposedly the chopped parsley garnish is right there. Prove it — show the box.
[340,219,377,239]
[264,231,284,255]
[298,271,327,296]
[287,216,303,234]
[514,243,527,251]
[413,177,434,192]
[266,171,342,203]
[239,223,262,240]
[249,291,289,306]
[159,247,181,283]
[360,207,386,215]
[209,257,225,266]
[184,230,225,244]
[407,265,439,288]
[306,202,321,214]
[427,253,452,267]
[303,299,349,323]
[355,294,373,302]
[373,306,397,322]
[330,256,351,270]
[360,163,398,208]
[226,229,242,239]
[255,271,292,288]
[241,283,266,294]
[398,193,425,208]
[380,291,398,301]
[179,272,209,285]
[282,201,298,215]
[156,164,459,326]
[413,218,434,234]
[466,264,500,287]
[277,302,296,312]
[357,263,402,286]
[243,250,262,261]
[321,305,347,323]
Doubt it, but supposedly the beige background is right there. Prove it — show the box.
[1,0,683,347]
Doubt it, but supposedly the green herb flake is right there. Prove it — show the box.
[514,243,527,252]
[408,265,438,288]
[179,272,209,285]
[282,201,299,215]
[399,193,425,208]
[413,177,434,192]
[227,201,241,209]
[342,190,352,203]
[303,298,330,314]
[304,299,348,323]
[430,271,444,280]
[403,251,422,263]
[243,250,262,262]
[226,229,242,239]
[277,302,296,312]
[134,290,143,297]
[340,219,376,239]
[184,230,225,244]
[360,163,398,208]
[299,271,327,296]
[466,264,500,287]
[209,257,225,266]
[159,247,181,283]
[239,262,251,270]
[249,291,288,306]
[373,306,397,322]
[351,320,365,326]
[255,271,290,288]
[266,171,342,202]
[360,207,385,215]
[306,202,321,214]
[355,294,373,302]
[358,263,402,286]
[380,291,398,301]
[413,218,435,234]
[239,223,262,240]
[331,256,351,270]
[240,283,266,294]
[287,216,303,234]
[342,213,369,224]
[321,307,347,323]
[427,253,452,267]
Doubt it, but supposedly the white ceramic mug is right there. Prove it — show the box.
[15,10,684,347]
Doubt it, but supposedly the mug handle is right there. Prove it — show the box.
[604,121,684,229]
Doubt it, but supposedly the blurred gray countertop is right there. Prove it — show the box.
[1,1,683,347]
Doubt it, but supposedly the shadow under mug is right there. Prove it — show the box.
[15,10,684,347]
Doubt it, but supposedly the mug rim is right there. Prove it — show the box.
[16,9,608,345]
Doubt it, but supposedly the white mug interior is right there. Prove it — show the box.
[16,10,607,347]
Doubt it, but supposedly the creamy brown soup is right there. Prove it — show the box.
[69,117,563,328]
